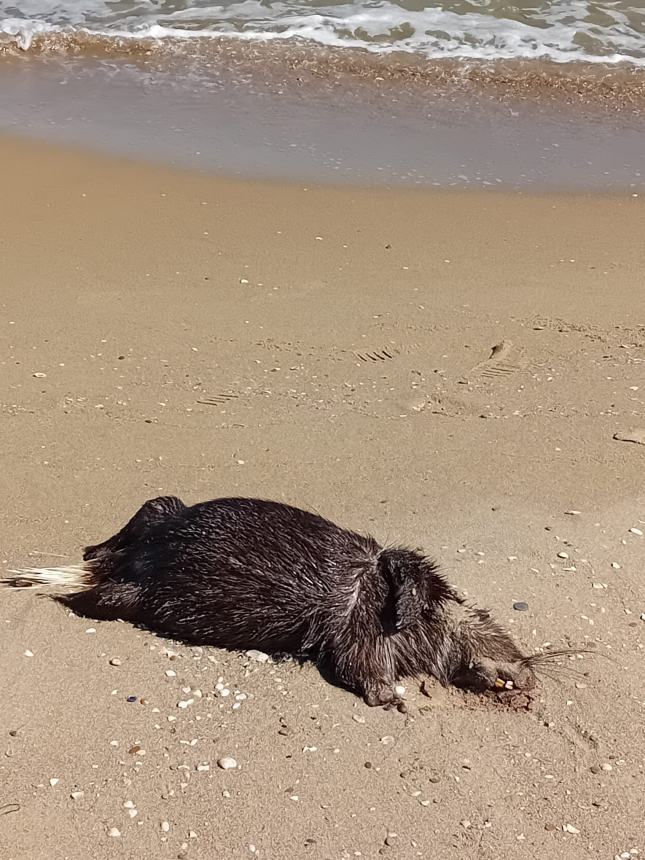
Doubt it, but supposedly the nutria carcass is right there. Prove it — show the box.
[2,496,572,708]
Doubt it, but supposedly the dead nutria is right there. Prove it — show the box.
[3,496,559,708]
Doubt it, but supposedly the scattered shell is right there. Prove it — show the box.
[108,827,121,838]
[32,372,47,378]
[245,649,271,663]
[109,658,122,667]
[70,791,84,800]
[384,833,398,846]
[565,510,581,516]
[24,650,34,658]
[611,562,621,570]
[562,824,580,834]
[177,699,194,709]
[49,778,59,787]
[557,552,569,559]
[629,528,643,536]
[161,821,170,833]
[352,714,366,724]
[165,669,176,677]
[217,757,238,770]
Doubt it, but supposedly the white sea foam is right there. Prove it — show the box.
[1,0,645,65]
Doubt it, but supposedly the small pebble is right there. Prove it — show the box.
[629,528,643,536]
[70,791,84,800]
[108,828,121,838]
[49,778,59,787]
[177,699,194,709]
[246,649,271,663]
[385,833,398,846]
[352,714,366,724]
[24,650,34,658]
[563,824,580,834]
[513,601,529,611]
[126,696,138,703]
[109,658,122,667]
[165,669,177,677]
[161,821,170,833]
[557,552,569,559]
[217,757,237,770]
[32,372,47,378]
[611,562,621,570]
[565,510,581,516]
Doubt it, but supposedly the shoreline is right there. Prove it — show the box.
[2,52,645,191]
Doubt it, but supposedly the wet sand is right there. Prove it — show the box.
[1,135,645,859]
[2,53,645,190]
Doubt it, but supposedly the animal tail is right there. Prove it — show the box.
[0,562,98,592]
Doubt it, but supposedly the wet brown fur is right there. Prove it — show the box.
[5,496,548,707]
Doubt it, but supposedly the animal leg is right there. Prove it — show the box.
[83,496,186,561]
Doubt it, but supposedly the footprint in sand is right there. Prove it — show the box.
[460,339,524,385]
[614,428,645,447]
[354,347,400,363]
[196,392,241,406]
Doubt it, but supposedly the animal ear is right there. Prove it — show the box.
[379,550,422,631]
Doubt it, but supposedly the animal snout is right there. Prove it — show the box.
[452,658,536,693]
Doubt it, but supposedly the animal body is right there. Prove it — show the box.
[3,496,542,707]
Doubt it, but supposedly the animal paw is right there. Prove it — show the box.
[364,684,400,708]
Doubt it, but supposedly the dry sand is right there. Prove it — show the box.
[1,135,644,859]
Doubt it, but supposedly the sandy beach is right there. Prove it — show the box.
[1,135,645,859]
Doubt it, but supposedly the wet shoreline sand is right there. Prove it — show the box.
[2,47,645,191]
[1,135,645,859]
